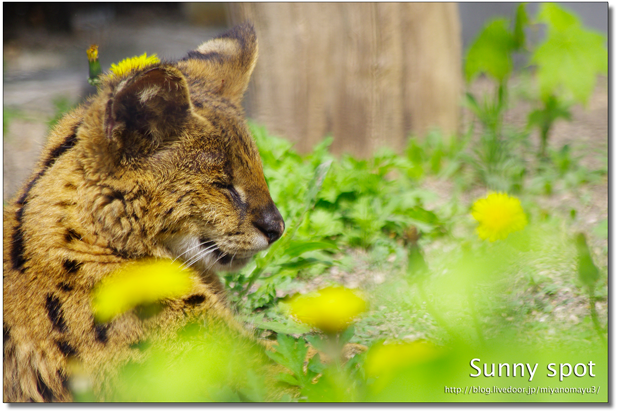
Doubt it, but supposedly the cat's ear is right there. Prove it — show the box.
[181,22,257,106]
[104,66,191,158]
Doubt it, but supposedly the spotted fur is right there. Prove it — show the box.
[3,23,284,402]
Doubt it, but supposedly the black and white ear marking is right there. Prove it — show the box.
[181,22,258,105]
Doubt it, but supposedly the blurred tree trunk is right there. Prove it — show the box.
[227,3,461,157]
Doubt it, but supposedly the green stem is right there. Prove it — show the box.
[493,81,507,138]
[326,333,343,368]
[588,287,605,343]
[539,124,550,158]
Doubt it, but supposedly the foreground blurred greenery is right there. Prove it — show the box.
[81,118,607,401]
[40,2,606,403]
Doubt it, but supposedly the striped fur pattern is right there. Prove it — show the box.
[3,23,284,402]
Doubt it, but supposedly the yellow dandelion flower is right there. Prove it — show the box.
[92,259,193,322]
[286,286,367,334]
[109,52,160,78]
[471,192,527,242]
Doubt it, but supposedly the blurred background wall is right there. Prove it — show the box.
[227,3,461,155]
[3,2,608,198]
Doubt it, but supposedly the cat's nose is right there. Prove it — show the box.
[253,203,285,244]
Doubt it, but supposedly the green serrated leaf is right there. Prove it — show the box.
[465,18,517,82]
[537,2,579,31]
[533,3,607,105]
[279,335,308,376]
[308,209,345,237]
[266,335,309,382]
[276,372,300,386]
[293,338,310,369]
[265,349,288,367]
[527,95,572,130]
[307,352,326,375]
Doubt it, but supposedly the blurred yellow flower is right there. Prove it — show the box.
[471,192,527,242]
[109,52,160,78]
[92,259,193,323]
[286,286,367,334]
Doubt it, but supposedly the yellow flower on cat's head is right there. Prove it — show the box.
[92,259,193,323]
[471,192,527,242]
[285,286,367,334]
[109,53,160,78]
[86,45,99,63]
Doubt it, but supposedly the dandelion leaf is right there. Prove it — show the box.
[532,3,607,106]
[464,18,516,83]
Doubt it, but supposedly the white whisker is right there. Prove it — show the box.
[182,243,217,265]
[206,252,227,272]
[173,239,214,263]
[165,235,255,273]
[228,250,238,270]
[184,246,219,269]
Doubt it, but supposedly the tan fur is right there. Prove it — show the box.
[3,23,285,402]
